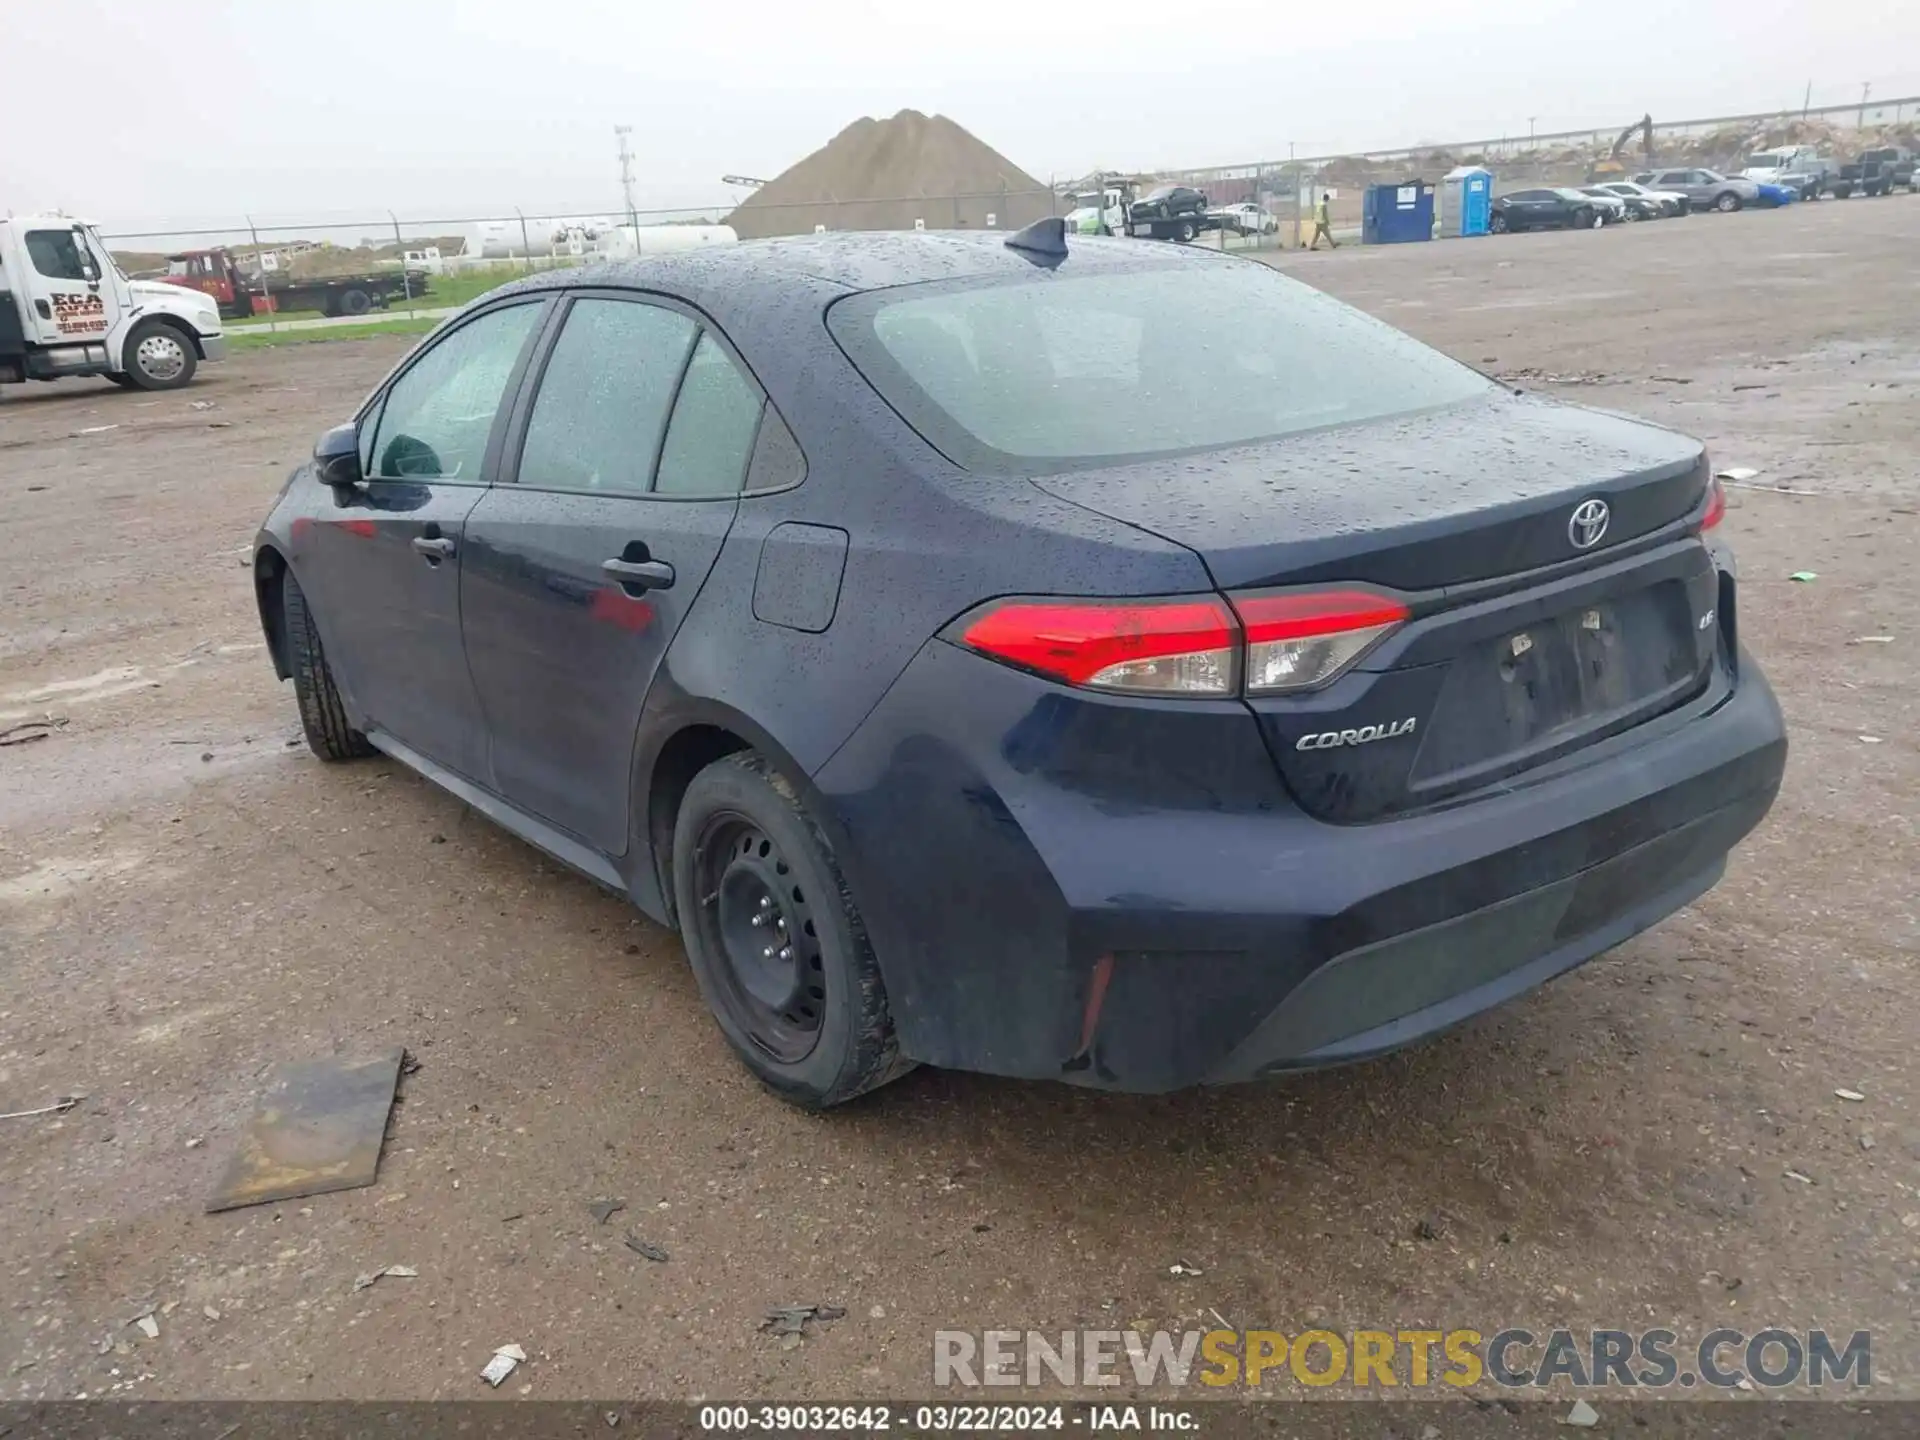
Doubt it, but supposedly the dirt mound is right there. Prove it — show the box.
[726,110,1053,239]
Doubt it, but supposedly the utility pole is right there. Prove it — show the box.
[615,125,639,232]
[1859,81,1871,128]
[1802,79,1812,117]
[1528,116,1539,144]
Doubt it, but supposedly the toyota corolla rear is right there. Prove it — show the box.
[813,246,1787,1092]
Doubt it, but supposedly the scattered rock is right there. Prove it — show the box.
[761,1303,847,1338]
[622,1233,668,1263]
[587,1198,626,1226]
[1785,1169,1814,1185]
[0,717,69,748]
[1414,1218,1441,1242]
[352,1263,418,1292]
[480,1343,526,1386]
[1168,1260,1204,1277]
[134,1315,159,1340]
[1835,1088,1866,1102]
[1563,1398,1600,1427]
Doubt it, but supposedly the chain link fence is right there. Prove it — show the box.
[94,93,1920,326]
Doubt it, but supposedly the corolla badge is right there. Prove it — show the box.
[1568,498,1611,550]
[1295,718,1418,751]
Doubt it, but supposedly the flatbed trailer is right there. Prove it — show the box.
[159,247,427,320]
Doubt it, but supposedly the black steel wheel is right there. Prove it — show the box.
[672,752,912,1108]
[693,812,827,1064]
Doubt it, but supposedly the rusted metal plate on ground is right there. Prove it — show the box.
[206,1049,403,1213]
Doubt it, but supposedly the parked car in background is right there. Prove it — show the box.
[1127,185,1210,242]
[1490,189,1602,232]
[1636,169,1761,212]
[1774,158,1836,199]
[1862,147,1918,190]
[1831,148,1917,198]
[1595,181,1687,217]
[1741,147,1822,188]
[1212,202,1279,236]
[1752,182,1797,208]
[1581,185,1658,221]
[1581,189,1631,224]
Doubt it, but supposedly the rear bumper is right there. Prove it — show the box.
[815,638,1786,1093]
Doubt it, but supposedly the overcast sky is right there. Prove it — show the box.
[8,1,1918,237]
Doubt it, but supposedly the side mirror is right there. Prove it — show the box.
[313,423,364,489]
[73,227,102,284]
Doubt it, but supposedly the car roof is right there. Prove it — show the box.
[487,229,1213,308]
[470,231,1229,421]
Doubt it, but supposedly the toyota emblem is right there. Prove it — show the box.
[1568,498,1610,550]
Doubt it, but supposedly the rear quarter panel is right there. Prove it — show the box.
[636,271,1210,882]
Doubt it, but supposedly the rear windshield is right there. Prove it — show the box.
[827,261,1493,474]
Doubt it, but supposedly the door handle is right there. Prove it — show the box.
[602,557,675,591]
[412,536,457,561]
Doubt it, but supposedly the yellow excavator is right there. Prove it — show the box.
[1591,115,1654,178]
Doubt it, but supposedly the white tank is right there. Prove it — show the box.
[600,225,739,260]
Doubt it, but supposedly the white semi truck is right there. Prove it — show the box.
[1,213,226,392]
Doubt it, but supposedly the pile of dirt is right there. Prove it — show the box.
[725,110,1053,239]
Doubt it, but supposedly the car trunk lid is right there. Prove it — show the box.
[1033,394,1722,820]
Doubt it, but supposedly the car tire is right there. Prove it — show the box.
[338,287,374,317]
[1715,191,1741,212]
[1174,219,1197,243]
[673,751,913,1110]
[1490,212,1509,234]
[284,570,376,762]
[121,319,198,391]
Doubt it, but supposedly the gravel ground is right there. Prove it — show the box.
[1,196,1915,1405]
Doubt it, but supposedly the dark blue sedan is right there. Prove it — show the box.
[252,221,1786,1107]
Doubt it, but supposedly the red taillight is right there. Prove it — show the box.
[961,597,1237,696]
[959,588,1409,698]
[1701,476,1727,531]
[1233,589,1410,694]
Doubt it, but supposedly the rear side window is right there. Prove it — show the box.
[517,298,696,494]
[829,262,1493,475]
[654,333,764,497]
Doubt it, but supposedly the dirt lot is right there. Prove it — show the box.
[2,198,1916,1405]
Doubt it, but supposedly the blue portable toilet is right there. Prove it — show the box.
[1362,181,1435,244]
[1442,165,1493,237]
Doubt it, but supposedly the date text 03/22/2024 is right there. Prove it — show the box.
[697,1404,1196,1432]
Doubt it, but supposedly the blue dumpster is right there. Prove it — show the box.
[1362,182,1435,244]
[1442,166,1493,237]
